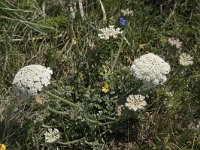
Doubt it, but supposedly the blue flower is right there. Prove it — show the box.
[119,17,126,26]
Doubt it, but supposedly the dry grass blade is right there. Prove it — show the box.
[98,0,107,23]
[78,0,85,20]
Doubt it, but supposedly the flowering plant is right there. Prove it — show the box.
[12,64,53,99]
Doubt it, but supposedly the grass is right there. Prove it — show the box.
[0,0,200,149]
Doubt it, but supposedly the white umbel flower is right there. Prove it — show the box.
[179,53,193,66]
[131,53,171,86]
[116,105,124,116]
[121,8,133,16]
[168,37,182,49]
[12,64,53,99]
[44,128,60,143]
[98,25,122,40]
[125,94,146,111]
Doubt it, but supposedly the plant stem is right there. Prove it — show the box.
[57,137,85,145]
[47,107,69,115]
[45,90,77,107]
[84,114,118,125]
[124,82,143,97]
[111,34,125,72]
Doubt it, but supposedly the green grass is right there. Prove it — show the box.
[0,0,200,149]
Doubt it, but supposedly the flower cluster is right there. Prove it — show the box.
[44,128,60,143]
[98,25,122,40]
[125,94,147,111]
[12,64,53,99]
[131,53,171,86]
[116,105,124,116]
[179,53,193,66]
[71,37,77,45]
[168,37,182,49]
[102,82,110,93]
[121,8,133,16]
[119,18,126,26]
[0,144,6,150]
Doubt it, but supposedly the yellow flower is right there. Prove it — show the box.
[102,82,110,93]
[0,144,6,150]
[100,65,111,77]
[103,65,111,73]
[72,37,77,45]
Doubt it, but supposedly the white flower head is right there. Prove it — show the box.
[44,128,60,143]
[168,37,182,49]
[98,25,123,40]
[179,53,193,66]
[121,8,133,16]
[125,94,147,111]
[12,64,53,99]
[116,105,124,116]
[88,41,95,49]
[131,53,171,86]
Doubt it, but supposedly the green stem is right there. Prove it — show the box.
[42,124,55,128]
[111,36,124,72]
[57,137,85,145]
[124,82,143,97]
[47,107,69,115]
[84,114,118,125]
[45,90,77,107]
[102,115,116,121]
